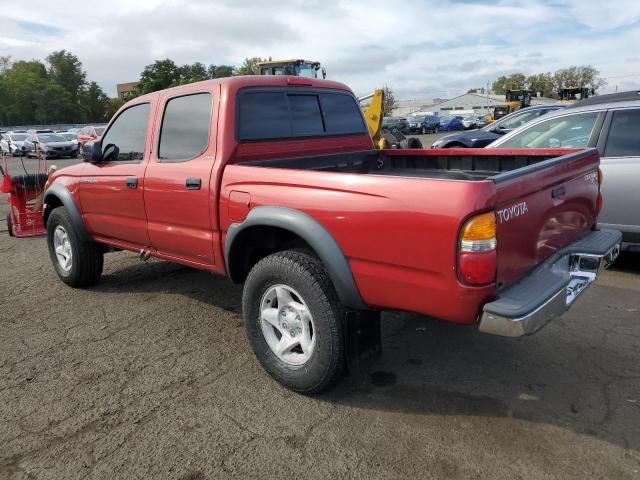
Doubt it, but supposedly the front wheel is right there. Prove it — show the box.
[243,250,345,393]
[421,126,426,134]
[46,207,103,287]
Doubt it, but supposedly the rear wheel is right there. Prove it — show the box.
[243,250,345,393]
[46,207,103,287]
[421,126,427,134]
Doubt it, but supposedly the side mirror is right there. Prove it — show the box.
[83,140,103,163]
[322,67,326,79]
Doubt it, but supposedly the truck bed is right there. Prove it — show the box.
[238,148,582,182]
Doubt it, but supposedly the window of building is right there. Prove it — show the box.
[158,92,212,161]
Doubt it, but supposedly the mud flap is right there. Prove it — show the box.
[344,310,382,374]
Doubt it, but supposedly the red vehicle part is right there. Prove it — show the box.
[2,155,48,238]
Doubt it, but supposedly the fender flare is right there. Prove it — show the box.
[225,206,367,310]
[43,184,90,241]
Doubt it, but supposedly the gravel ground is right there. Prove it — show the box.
[1,154,639,479]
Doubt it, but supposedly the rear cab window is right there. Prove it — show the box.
[237,88,366,141]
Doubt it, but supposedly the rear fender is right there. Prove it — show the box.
[225,206,366,310]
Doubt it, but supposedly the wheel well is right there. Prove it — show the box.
[444,141,465,148]
[227,226,313,283]
[43,194,63,226]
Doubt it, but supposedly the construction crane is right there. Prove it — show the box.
[493,88,537,121]
[558,87,594,103]
[257,59,326,79]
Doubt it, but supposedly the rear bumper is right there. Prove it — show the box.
[479,229,622,337]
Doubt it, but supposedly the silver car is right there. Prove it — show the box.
[488,91,640,251]
[0,132,29,156]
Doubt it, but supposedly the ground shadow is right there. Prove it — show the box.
[93,251,640,451]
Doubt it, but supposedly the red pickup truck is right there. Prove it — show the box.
[43,76,621,393]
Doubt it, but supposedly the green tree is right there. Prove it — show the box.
[491,73,526,95]
[234,57,264,76]
[136,59,181,94]
[553,65,606,93]
[188,62,208,82]
[207,64,234,79]
[106,98,126,121]
[526,72,555,97]
[46,50,86,103]
[79,81,110,122]
[382,85,397,117]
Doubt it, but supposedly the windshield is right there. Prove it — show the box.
[297,64,317,78]
[95,127,106,136]
[60,133,76,140]
[439,117,452,122]
[38,134,67,143]
[9,134,27,141]
[495,112,599,149]
[409,117,424,122]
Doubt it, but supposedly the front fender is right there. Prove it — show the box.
[43,184,90,241]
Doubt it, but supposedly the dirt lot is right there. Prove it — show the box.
[1,157,639,479]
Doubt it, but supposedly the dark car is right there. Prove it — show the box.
[404,115,440,134]
[22,132,78,158]
[438,116,464,132]
[381,117,408,132]
[431,104,565,148]
[488,90,640,251]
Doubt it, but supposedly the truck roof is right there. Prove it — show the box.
[132,75,353,102]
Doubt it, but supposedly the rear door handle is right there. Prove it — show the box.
[186,178,201,190]
[125,177,138,189]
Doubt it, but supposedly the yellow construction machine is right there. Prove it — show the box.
[558,87,594,103]
[493,88,536,121]
[257,59,326,79]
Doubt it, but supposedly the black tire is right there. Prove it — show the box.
[421,126,426,134]
[434,126,439,133]
[6,213,13,237]
[46,206,103,287]
[243,250,345,393]
[444,142,465,148]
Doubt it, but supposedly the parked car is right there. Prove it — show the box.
[404,115,440,134]
[22,132,78,158]
[431,104,566,148]
[462,116,478,129]
[58,132,80,153]
[488,91,640,251]
[77,125,106,153]
[42,76,621,393]
[0,132,29,156]
[438,116,464,131]
[474,115,488,128]
[26,129,54,134]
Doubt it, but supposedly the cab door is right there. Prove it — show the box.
[143,87,218,267]
[597,107,640,242]
[80,101,155,246]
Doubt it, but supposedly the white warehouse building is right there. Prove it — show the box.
[393,93,557,117]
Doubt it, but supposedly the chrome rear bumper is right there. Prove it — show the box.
[479,230,622,337]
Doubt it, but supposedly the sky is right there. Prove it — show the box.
[1,0,640,100]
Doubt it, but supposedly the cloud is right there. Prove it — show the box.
[0,0,638,98]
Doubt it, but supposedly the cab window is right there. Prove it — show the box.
[100,103,151,162]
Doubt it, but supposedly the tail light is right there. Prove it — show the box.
[458,211,497,285]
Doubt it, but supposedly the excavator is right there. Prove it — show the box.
[258,59,420,149]
[493,88,537,121]
[558,87,594,103]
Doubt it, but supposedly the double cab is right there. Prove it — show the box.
[43,76,620,393]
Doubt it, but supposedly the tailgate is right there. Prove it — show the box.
[492,148,600,288]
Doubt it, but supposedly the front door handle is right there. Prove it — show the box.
[186,178,201,190]
[125,177,138,189]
